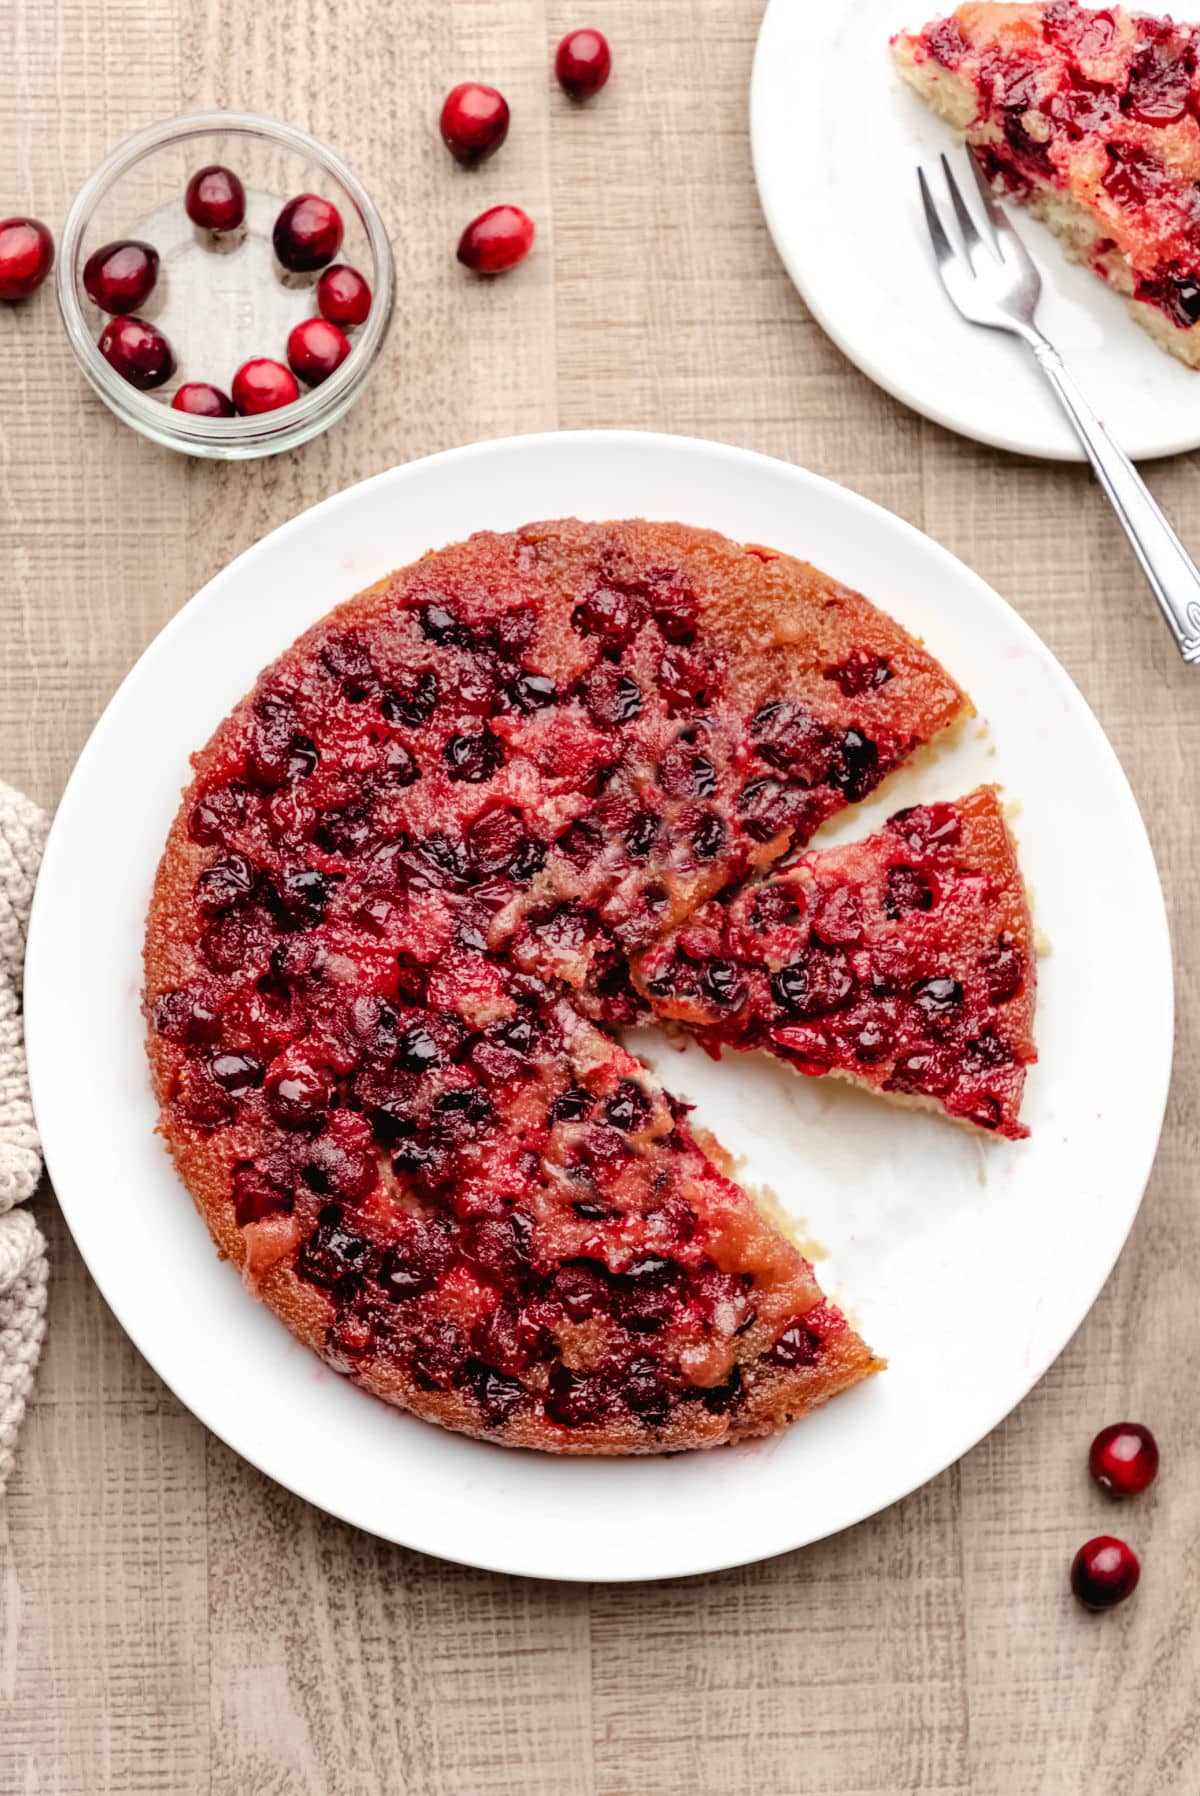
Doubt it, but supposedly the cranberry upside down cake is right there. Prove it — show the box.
[145,518,1033,1454]
[894,3,1200,365]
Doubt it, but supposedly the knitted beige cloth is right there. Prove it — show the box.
[0,780,48,1494]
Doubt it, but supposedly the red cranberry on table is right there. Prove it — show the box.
[232,357,300,415]
[440,82,511,165]
[0,217,54,300]
[317,262,371,327]
[555,28,612,99]
[457,205,535,274]
[82,239,159,314]
[1070,1536,1140,1610]
[1089,1422,1159,1496]
[172,381,235,417]
[273,193,343,272]
[287,316,351,386]
[185,164,246,232]
[98,314,175,389]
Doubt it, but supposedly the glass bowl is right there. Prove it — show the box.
[56,111,395,459]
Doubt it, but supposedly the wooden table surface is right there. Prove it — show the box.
[3,3,1198,1792]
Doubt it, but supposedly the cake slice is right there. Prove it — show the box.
[149,927,881,1452]
[893,2,1200,365]
[634,787,1037,1139]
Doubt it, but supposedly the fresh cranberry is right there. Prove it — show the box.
[172,381,235,417]
[287,316,351,386]
[272,193,343,272]
[555,28,612,99]
[0,218,53,300]
[1090,1423,1159,1496]
[317,262,372,327]
[98,314,174,389]
[185,164,246,232]
[82,239,158,314]
[232,357,300,415]
[1071,1536,1140,1610]
[456,205,535,275]
[440,82,511,165]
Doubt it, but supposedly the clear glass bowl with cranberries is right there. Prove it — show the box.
[57,112,394,458]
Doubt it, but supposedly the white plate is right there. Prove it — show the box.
[25,431,1172,1582]
[752,0,1200,462]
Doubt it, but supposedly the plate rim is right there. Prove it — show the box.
[24,427,1175,1581]
[749,0,1200,465]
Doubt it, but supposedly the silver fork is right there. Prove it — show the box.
[918,151,1200,666]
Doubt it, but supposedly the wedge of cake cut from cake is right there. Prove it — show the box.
[634,787,1037,1139]
[893,2,1200,365]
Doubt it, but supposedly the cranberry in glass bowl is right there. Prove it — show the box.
[83,239,159,314]
[57,111,394,458]
[98,314,175,388]
[317,262,371,327]
[287,316,351,385]
[232,357,300,414]
[185,164,246,232]
[273,193,343,271]
[172,381,235,416]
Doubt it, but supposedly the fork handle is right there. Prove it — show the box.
[1025,332,1200,664]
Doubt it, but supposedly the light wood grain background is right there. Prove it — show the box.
[2,3,1198,1792]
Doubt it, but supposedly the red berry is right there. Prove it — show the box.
[1089,1422,1159,1496]
[98,315,175,389]
[317,263,371,327]
[273,194,343,272]
[82,239,159,314]
[185,164,246,232]
[440,82,511,165]
[0,217,54,300]
[555,28,612,100]
[172,382,236,418]
[456,205,535,275]
[287,316,351,386]
[1070,1536,1140,1610]
[232,357,300,415]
